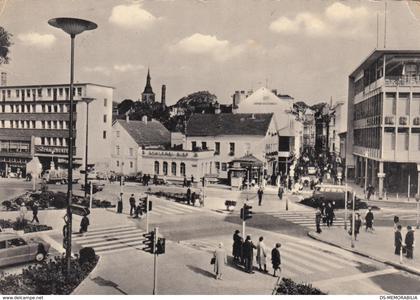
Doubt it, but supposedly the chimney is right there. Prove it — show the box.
[125,114,129,122]
[142,115,148,124]
[161,85,166,107]
[1,72,7,86]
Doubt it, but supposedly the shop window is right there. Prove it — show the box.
[180,163,186,176]
[154,161,160,174]
[171,162,177,175]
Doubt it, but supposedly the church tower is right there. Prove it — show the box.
[141,68,155,102]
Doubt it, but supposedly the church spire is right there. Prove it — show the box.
[143,68,153,94]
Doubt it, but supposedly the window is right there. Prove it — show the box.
[116,146,120,155]
[130,161,133,168]
[116,131,120,138]
[104,98,108,107]
[0,241,6,249]
[215,142,220,155]
[26,89,30,97]
[47,88,51,97]
[191,141,197,150]
[129,148,133,156]
[48,105,52,113]
[221,163,227,171]
[180,163,186,176]
[171,162,177,175]
[77,87,82,96]
[116,160,119,167]
[31,121,35,129]
[202,142,207,150]
[215,162,220,172]
[154,161,160,174]
[6,90,10,98]
[103,131,107,139]
[229,143,235,156]
[16,90,20,97]
[163,162,168,175]
[103,114,107,123]
[37,88,42,97]
[7,238,27,247]
[59,88,63,96]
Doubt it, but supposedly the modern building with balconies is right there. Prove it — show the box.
[347,49,420,198]
[0,83,113,176]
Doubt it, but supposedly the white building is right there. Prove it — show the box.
[185,113,279,181]
[0,83,113,175]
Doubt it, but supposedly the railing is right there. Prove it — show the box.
[385,76,420,87]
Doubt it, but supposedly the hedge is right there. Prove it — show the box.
[275,278,326,295]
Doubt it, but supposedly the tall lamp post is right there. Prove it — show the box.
[48,17,97,275]
[364,151,368,200]
[82,97,95,200]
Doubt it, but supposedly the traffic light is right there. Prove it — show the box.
[142,231,156,254]
[240,204,253,220]
[156,237,165,254]
[148,200,152,212]
[140,197,153,213]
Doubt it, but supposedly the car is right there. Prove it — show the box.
[0,233,50,267]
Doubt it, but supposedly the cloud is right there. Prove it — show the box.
[17,32,56,48]
[113,64,145,72]
[270,2,370,37]
[171,33,246,61]
[83,66,111,76]
[109,3,158,29]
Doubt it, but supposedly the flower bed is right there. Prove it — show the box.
[0,253,98,295]
[0,219,52,233]
[274,278,326,295]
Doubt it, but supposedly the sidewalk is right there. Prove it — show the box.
[308,226,420,276]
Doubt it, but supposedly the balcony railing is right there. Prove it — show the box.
[385,76,420,87]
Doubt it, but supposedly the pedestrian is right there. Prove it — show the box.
[133,199,143,218]
[325,202,334,227]
[19,203,27,222]
[365,208,374,232]
[277,186,283,200]
[183,176,187,187]
[354,213,362,240]
[117,193,123,213]
[315,208,322,234]
[31,201,40,223]
[191,192,197,207]
[79,214,90,234]
[242,235,256,273]
[186,187,192,205]
[256,236,268,272]
[271,243,282,277]
[405,226,415,259]
[213,242,227,280]
[190,175,194,186]
[232,230,242,263]
[366,184,374,200]
[393,216,400,232]
[257,187,264,206]
[395,224,403,255]
[129,194,136,216]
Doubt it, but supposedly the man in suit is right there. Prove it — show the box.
[395,225,402,255]
[242,235,256,273]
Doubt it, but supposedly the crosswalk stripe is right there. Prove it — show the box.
[312,268,398,285]
[81,224,134,234]
[290,242,359,267]
[73,227,138,240]
[283,245,346,270]
[82,235,144,248]
[96,245,144,255]
[153,206,186,214]
[73,227,141,241]
[94,239,145,252]
[281,250,329,273]
[150,210,163,216]
[79,230,145,245]
[73,228,143,242]
[166,201,203,212]
[279,253,315,274]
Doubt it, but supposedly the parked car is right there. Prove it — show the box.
[0,233,50,267]
[81,181,104,194]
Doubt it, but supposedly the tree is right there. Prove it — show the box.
[117,99,134,115]
[0,27,12,65]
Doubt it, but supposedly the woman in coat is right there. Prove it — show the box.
[271,243,282,277]
[213,242,227,280]
[232,230,242,263]
[256,236,267,272]
[117,193,123,214]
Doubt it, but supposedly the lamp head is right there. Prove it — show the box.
[48,17,97,36]
[82,97,95,104]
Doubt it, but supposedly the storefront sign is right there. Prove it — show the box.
[35,145,68,154]
[147,151,189,158]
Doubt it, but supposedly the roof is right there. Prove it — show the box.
[186,113,273,136]
[231,154,263,166]
[117,119,170,147]
[349,49,420,78]
[0,83,115,90]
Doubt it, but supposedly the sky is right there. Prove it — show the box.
[2,0,420,106]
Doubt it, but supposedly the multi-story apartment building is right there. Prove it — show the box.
[0,83,113,176]
[347,49,420,198]
[302,109,316,148]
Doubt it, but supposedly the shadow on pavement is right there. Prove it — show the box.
[186,265,215,279]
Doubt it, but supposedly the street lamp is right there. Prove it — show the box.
[364,151,368,200]
[82,97,95,200]
[48,17,97,275]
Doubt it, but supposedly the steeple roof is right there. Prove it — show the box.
[143,68,154,94]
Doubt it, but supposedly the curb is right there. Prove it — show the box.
[307,231,420,277]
